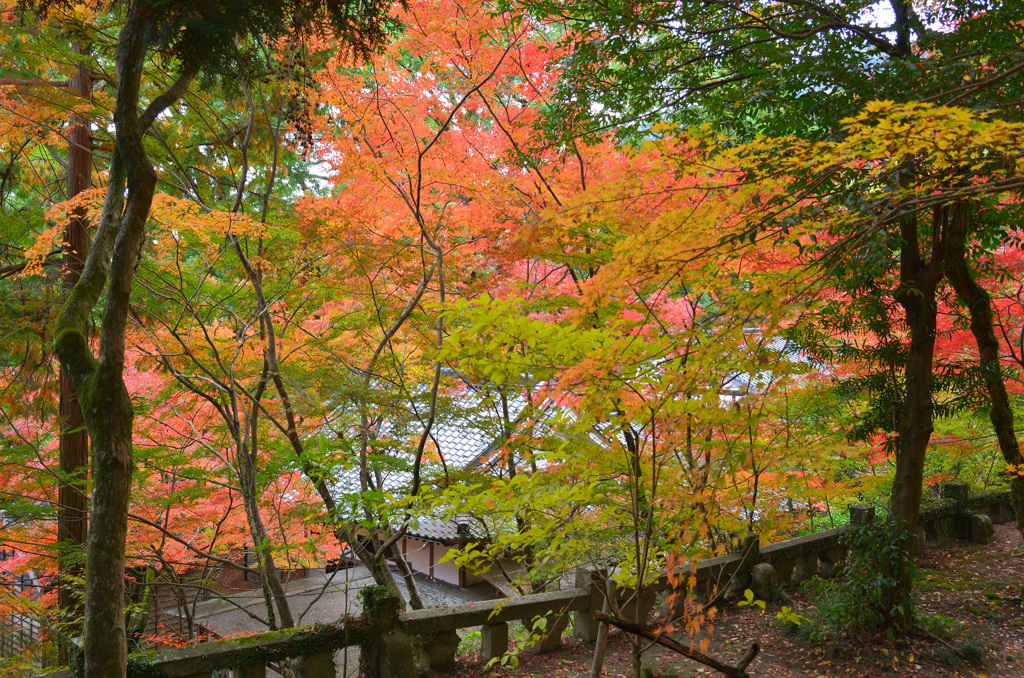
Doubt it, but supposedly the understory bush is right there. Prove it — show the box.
[803,518,918,639]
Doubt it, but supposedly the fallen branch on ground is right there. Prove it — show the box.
[594,610,760,678]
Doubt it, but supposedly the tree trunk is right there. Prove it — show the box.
[78,16,159,677]
[54,6,196,676]
[888,205,948,629]
[57,40,92,657]
[79,375,135,678]
[945,206,1024,539]
[388,542,425,610]
[236,437,295,629]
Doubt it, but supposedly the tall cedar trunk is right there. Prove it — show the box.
[888,205,948,628]
[946,207,1024,539]
[57,41,91,654]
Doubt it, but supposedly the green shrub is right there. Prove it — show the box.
[936,647,960,666]
[803,519,917,638]
[938,639,987,666]
[959,641,985,665]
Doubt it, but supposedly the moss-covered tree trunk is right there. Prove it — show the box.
[65,18,152,678]
[53,6,195,677]
[946,205,1024,540]
[888,205,949,629]
[44,0,396,674]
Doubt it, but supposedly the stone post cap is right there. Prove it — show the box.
[849,504,875,525]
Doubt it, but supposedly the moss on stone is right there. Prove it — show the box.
[71,618,384,678]
[918,498,961,523]
[918,489,1013,525]
[969,489,1012,507]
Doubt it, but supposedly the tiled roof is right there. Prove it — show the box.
[405,515,476,544]
[330,388,531,543]
[721,335,816,396]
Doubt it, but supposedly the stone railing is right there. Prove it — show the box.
[405,585,595,668]
[46,623,364,678]
[657,484,1013,618]
[44,586,597,678]
[42,483,1014,678]
[916,481,1013,549]
[656,515,858,620]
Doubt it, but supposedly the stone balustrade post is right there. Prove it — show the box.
[749,563,777,598]
[772,557,796,585]
[572,568,604,642]
[379,634,416,678]
[616,585,657,625]
[232,663,266,678]
[849,504,875,526]
[817,552,837,578]
[288,651,336,678]
[794,553,817,582]
[358,586,415,678]
[419,629,460,670]
[941,481,970,503]
[480,622,509,663]
[970,514,994,544]
[524,609,570,654]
